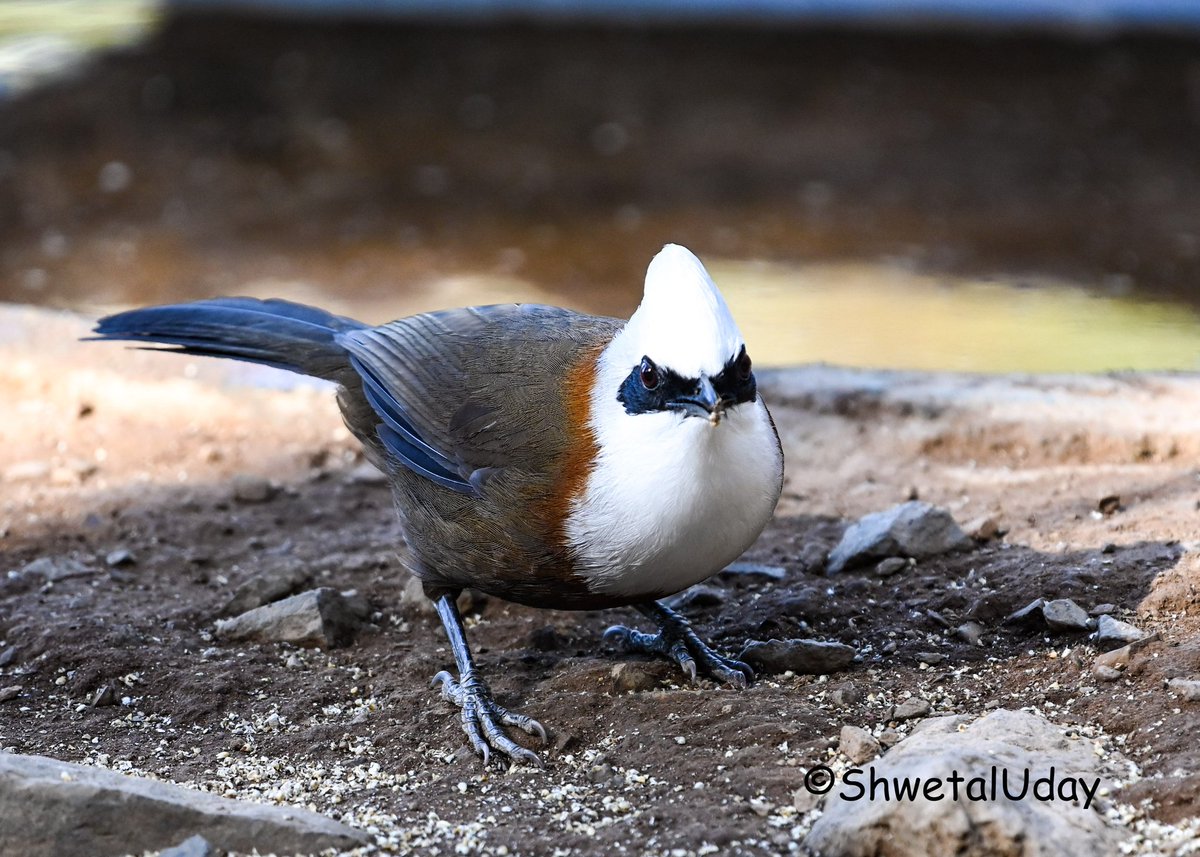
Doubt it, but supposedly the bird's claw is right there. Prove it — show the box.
[432,670,547,768]
[604,619,753,688]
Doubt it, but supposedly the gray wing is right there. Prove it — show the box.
[335,303,622,495]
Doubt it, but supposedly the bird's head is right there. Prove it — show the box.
[602,244,755,427]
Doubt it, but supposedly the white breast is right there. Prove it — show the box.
[563,395,783,599]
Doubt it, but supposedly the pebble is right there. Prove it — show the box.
[0,648,16,668]
[0,686,21,703]
[1042,598,1092,632]
[3,460,50,482]
[231,474,277,503]
[954,621,986,647]
[668,584,726,609]
[916,652,946,666]
[891,698,932,720]
[828,684,863,708]
[1089,603,1117,616]
[1094,614,1147,650]
[878,728,902,748]
[722,562,787,580]
[1093,665,1123,682]
[610,663,657,694]
[104,549,135,568]
[873,557,908,578]
[1166,678,1200,701]
[737,638,857,675]
[214,587,364,648]
[90,683,119,708]
[839,725,880,764]
[1005,598,1047,626]
[964,515,1002,541]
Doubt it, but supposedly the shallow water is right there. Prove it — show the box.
[712,261,1200,373]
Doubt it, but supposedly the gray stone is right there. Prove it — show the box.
[1089,603,1117,616]
[722,561,787,580]
[827,501,972,574]
[230,474,277,503]
[1043,598,1091,633]
[916,651,946,665]
[1167,678,1200,701]
[954,621,986,647]
[221,563,312,616]
[807,709,1130,857]
[873,557,908,578]
[1093,633,1160,675]
[737,638,856,675]
[1094,615,1147,650]
[610,663,658,694]
[214,588,362,647]
[667,584,725,609]
[0,752,367,856]
[104,548,135,567]
[0,686,21,703]
[878,728,902,748]
[0,648,15,667]
[891,698,932,720]
[828,684,863,708]
[1093,665,1123,682]
[160,834,213,857]
[15,556,95,582]
[839,726,880,764]
[1005,598,1047,626]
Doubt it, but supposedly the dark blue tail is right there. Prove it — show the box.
[90,297,368,381]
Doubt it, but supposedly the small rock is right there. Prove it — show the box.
[892,698,932,720]
[878,728,902,748]
[828,684,863,708]
[1094,615,1148,650]
[611,663,657,694]
[916,652,946,666]
[3,461,50,482]
[89,683,119,708]
[722,562,787,580]
[345,463,388,486]
[1089,603,1117,616]
[215,588,363,648]
[839,725,880,764]
[668,584,725,609]
[221,564,312,616]
[827,501,972,574]
[964,515,1002,541]
[16,556,95,582]
[159,835,213,857]
[0,686,21,703]
[873,557,908,578]
[587,763,615,784]
[0,648,17,668]
[104,549,135,568]
[231,474,277,504]
[954,621,986,647]
[737,638,857,675]
[1042,598,1091,632]
[1005,598,1046,627]
[1097,495,1122,516]
[1166,678,1200,701]
[1093,665,1123,682]
[1093,632,1160,673]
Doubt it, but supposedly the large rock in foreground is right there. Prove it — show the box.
[0,752,369,856]
[806,709,1129,857]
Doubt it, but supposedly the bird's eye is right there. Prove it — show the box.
[639,357,660,390]
[736,349,752,381]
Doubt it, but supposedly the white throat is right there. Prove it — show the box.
[563,245,783,598]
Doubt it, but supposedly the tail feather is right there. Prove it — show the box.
[90,297,366,381]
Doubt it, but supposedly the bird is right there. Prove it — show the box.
[90,243,785,767]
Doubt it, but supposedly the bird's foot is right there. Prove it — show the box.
[604,606,753,688]
[432,670,547,768]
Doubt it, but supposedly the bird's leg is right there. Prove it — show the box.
[430,592,547,768]
[604,600,754,688]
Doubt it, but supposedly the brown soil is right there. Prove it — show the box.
[2,309,1199,855]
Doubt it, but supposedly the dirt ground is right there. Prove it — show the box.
[2,308,1200,855]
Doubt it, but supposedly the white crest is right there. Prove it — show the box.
[608,244,743,379]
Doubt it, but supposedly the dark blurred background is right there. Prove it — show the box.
[4,0,1200,371]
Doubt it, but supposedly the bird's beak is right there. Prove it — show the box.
[671,375,725,425]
